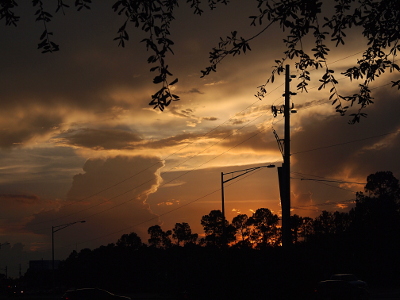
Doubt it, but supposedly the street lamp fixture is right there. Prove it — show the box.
[221,164,276,244]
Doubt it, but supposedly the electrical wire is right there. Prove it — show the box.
[292,130,399,155]
[38,51,399,247]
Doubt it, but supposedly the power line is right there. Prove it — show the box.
[81,118,270,219]
[297,178,365,185]
[291,171,364,193]
[38,98,398,238]
[30,99,273,228]
[31,110,275,235]
[291,171,366,185]
[60,129,282,246]
[292,130,399,155]
[62,123,395,246]
[70,160,282,248]
[33,52,398,242]
[292,199,356,211]
[72,183,224,248]
[50,102,397,240]
[292,177,362,193]
[38,52,396,227]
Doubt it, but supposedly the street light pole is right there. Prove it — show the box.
[221,171,226,244]
[52,221,85,283]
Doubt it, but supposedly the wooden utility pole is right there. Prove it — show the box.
[276,64,293,248]
[282,64,292,247]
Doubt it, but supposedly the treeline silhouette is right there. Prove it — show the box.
[24,171,400,299]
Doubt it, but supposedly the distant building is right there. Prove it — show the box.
[29,259,59,271]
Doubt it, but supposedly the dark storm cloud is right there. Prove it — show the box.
[292,86,400,179]
[66,155,163,204]
[288,85,400,215]
[0,111,63,149]
[0,146,86,202]
[57,128,143,150]
[0,3,155,154]
[0,193,58,233]
[25,155,163,245]
[0,2,151,113]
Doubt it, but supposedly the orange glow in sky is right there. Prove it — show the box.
[0,1,399,277]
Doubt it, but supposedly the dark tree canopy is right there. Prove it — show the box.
[231,213,250,241]
[147,224,172,248]
[172,222,198,246]
[116,231,143,249]
[1,0,399,123]
[248,208,280,247]
[350,171,400,249]
[364,170,400,198]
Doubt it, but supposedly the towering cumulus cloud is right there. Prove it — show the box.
[64,155,164,244]
[22,155,165,253]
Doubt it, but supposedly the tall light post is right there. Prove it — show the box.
[52,221,85,275]
[221,164,275,244]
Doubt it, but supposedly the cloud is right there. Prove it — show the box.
[204,80,228,86]
[287,85,400,217]
[21,156,164,250]
[57,127,143,150]
[161,180,186,188]
[66,155,163,203]
[292,86,400,178]
[184,88,205,94]
[140,128,233,150]
[0,0,399,279]
[219,126,279,154]
[0,155,165,277]
[157,200,179,206]
[0,194,60,234]
[169,107,196,119]
[0,194,39,202]
[202,117,218,121]
[0,108,64,149]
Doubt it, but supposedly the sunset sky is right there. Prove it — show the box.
[0,1,399,277]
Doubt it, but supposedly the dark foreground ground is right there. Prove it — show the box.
[1,287,400,300]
